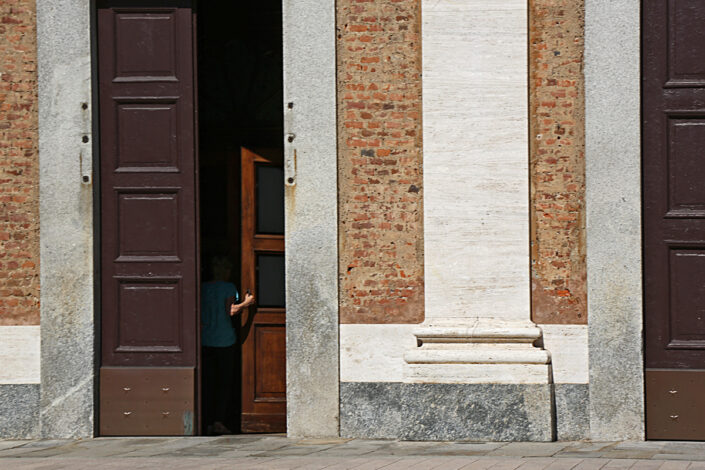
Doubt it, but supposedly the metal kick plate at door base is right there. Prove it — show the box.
[646,369,705,440]
[100,367,194,436]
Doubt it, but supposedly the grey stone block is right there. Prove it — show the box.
[340,382,554,441]
[340,382,403,439]
[0,384,40,438]
[555,384,589,441]
[400,384,554,441]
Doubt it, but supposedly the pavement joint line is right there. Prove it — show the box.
[438,457,484,470]
[323,456,380,469]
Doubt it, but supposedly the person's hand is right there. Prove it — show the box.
[230,293,256,316]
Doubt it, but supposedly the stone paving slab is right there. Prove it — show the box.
[489,443,572,457]
[0,456,689,470]
[3,437,705,469]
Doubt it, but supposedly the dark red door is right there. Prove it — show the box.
[644,0,705,440]
[240,147,286,432]
[97,0,199,436]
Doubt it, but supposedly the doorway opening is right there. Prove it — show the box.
[197,1,286,435]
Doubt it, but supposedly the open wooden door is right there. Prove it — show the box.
[644,0,705,440]
[240,147,286,432]
[97,0,199,436]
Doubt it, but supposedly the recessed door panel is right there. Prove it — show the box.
[114,11,178,81]
[116,278,182,352]
[117,190,180,261]
[116,102,179,172]
[254,324,286,399]
[668,248,705,348]
[667,0,705,86]
[667,117,705,215]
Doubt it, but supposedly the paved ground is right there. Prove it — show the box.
[2,436,705,469]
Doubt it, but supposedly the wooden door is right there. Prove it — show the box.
[240,147,286,432]
[97,0,199,436]
[644,0,705,440]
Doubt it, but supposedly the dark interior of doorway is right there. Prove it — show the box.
[197,0,283,435]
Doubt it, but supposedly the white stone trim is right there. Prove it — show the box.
[0,326,40,384]
[404,348,550,365]
[340,324,417,383]
[405,363,552,384]
[541,324,588,384]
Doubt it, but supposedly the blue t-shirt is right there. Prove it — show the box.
[201,281,239,347]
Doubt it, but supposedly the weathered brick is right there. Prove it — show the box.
[529,0,586,324]
[0,0,39,325]
[338,0,423,324]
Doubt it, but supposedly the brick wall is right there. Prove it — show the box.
[0,0,39,325]
[337,0,424,324]
[529,0,587,324]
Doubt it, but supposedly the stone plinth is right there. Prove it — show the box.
[405,320,551,384]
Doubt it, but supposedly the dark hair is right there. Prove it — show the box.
[202,255,233,281]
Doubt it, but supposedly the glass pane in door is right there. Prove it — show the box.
[256,253,285,308]
[256,165,284,235]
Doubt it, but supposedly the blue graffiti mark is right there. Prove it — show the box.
[183,410,194,435]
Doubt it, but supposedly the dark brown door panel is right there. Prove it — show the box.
[97,0,198,435]
[644,0,705,439]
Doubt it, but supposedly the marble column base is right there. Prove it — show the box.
[405,319,552,384]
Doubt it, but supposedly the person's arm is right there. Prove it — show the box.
[230,292,255,317]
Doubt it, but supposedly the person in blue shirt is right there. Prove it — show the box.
[201,256,254,435]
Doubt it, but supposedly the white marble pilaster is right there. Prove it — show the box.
[405,0,550,384]
[0,326,40,384]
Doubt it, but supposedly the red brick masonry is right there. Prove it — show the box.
[0,0,39,325]
[530,0,587,324]
[337,0,424,324]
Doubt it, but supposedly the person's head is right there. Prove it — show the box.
[207,255,232,282]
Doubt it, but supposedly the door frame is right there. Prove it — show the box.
[36,0,338,438]
[584,0,644,440]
